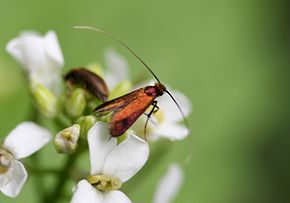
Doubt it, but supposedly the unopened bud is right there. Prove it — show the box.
[54,124,80,153]
[32,84,58,118]
[109,80,132,100]
[65,88,86,117]
[77,115,96,137]
[87,63,104,77]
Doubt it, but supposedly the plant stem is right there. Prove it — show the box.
[26,164,59,175]
[30,154,48,203]
[43,153,79,203]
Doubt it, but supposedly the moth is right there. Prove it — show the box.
[74,26,189,138]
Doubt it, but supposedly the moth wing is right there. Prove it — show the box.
[109,91,155,137]
[94,88,144,116]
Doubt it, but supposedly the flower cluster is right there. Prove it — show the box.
[0,122,51,197]
[2,29,192,203]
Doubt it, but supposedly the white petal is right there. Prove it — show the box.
[0,160,27,198]
[133,81,191,123]
[153,123,189,141]
[70,180,104,203]
[152,163,184,203]
[11,32,48,72]
[6,31,64,94]
[103,133,149,183]
[157,89,192,123]
[43,31,64,67]
[3,122,51,159]
[6,31,38,71]
[88,122,117,175]
[104,48,129,89]
[103,190,131,203]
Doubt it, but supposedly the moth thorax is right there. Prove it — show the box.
[155,83,166,96]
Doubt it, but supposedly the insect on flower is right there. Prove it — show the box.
[64,68,109,102]
[74,26,190,138]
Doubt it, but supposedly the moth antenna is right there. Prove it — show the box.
[164,90,190,131]
[74,25,192,163]
[164,89,192,165]
[74,25,161,83]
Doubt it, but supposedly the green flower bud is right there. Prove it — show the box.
[54,124,80,153]
[77,115,96,137]
[31,84,58,118]
[109,80,132,100]
[65,88,86,117]
[87,63,104,77]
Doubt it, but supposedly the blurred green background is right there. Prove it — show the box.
[0,0,290,202]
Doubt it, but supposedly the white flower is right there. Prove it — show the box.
[152,163,184,203]
[104,48,129,90]
[151,88,191,140]
[70,122,149,203]
[54,124,80,154]
[132,81,192,141]
[6,30,64,95]
[0,122,51,197]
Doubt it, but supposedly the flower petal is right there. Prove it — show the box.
[133,81,191,123]
[103,133,149,183]
[152,163,184,203]
[3,122,51,159]
[6,31,37,71]
[88,122,117,175]
[6,31,64,94]
[152,123,189,141]
[104,48,129,89]
[157,89,192,123]
[0,160,27,198]
[70,180,104,203]
[43,31,64,67]
[103,190,132,203]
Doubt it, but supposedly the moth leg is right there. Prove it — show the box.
[144,101,159,140]
[143,100,159,117]
[152,102,159,113]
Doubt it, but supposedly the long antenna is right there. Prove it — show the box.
[75,25,192,163]
[164,89,190,133]
[74,25,161,83]
[164,89,192,165]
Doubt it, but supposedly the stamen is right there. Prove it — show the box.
[0,148,13,174]
[87,174,122,192]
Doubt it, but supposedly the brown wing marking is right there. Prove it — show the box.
[94,88,144,115]
[109,91,156,137]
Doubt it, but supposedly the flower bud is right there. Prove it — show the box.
[77,115,96,137]
[87,63,104,77]
[31,84,58,118]
[65,88,86,117]
[109,80,132,100]
[54,124,80,153]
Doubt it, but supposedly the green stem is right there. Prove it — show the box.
[54,113,73,129]
[43,153,79,203]
[26,164,59,175]
[30,154,48,203]
[25,104,48,202]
